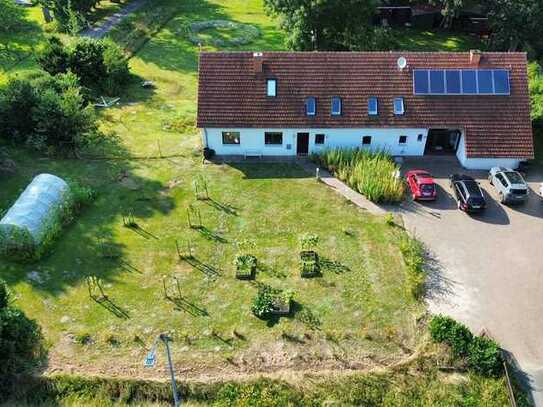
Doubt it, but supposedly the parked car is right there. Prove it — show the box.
[406,170,437,201]
[449,174,486,212]
[488,167,529,204]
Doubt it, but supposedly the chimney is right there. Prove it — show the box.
[470,50,482,66]
[253,52,264,74]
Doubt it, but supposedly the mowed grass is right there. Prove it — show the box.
[0,0,424,378]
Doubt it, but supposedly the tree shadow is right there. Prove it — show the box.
[0,128,176,296]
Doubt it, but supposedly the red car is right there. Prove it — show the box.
[406,170,437,201]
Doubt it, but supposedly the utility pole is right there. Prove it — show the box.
[144,333,181,406]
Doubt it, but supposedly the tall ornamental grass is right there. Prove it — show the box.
[313,149,404,203]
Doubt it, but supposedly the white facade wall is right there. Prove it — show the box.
[455,134,521,170]
[203,128,429,157]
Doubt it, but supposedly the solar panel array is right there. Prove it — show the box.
[413,69,510,96]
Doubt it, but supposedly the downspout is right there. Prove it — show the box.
[202,128,209,148]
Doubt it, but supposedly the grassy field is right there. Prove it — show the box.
[0,0,427,381]
[0,0,525,404]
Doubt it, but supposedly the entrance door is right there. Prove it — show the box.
[297,133,309,156]
[425,129,461,155]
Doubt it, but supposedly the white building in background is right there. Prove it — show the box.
[197,51,533,170]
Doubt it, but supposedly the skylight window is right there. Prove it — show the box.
[394,97,405,115]
[267,79,277,97]
[305,97,316,116]
[331,97,342,116]
[368,97,378,116]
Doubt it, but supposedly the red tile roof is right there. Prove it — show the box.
[197,51,533,159]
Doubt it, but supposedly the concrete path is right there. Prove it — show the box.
[299,160,387,216]
[398,156,543,406]
[81,0,147,39]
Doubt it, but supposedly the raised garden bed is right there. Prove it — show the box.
[252,285,293,319]
[300,250,321,278]
[235,254,257,280]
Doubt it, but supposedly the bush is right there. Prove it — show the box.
[0,73,98,154]
[0,279,45,386]
[252,285,275,318]
[399,234,426,300]
[468,336,503,377]
[38,37,131,96]
[312,148,404,203]
[429,315,473,357]
[429,315,503,377]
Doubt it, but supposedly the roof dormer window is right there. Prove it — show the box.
[368,97,378,116]
[331,96,342,116]
[394,97,405,115]
[267,79,277,97]
[305,97,316,116]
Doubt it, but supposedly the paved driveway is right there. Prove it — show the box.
[398,157,543,405]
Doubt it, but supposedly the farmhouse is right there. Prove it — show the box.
[197,51,533,170]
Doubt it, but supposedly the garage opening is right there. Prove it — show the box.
[425,129,461,155]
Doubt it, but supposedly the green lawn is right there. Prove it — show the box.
[0,0,524,404]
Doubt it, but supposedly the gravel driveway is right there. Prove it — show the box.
[398,156,543,405]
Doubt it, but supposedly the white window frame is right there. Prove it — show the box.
[368,97,378,116]
[305,97,316,116]
[331,96,342,116]
[393,97,405,115]
[267,79,277,97]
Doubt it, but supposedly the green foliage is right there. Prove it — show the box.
[487,0,543,58]
[214,379,302,407]
[298,233,319,251]
[529,62,543,122]
[384,212,395,226]
[0,278,44,386]
[468,336,503,377]
[38,37,130,96]
[429,315,503,377]
[0,279,10,310]
[313,148,404,203]
[399,234,426,299]
[251,285,293,319]
[0,72,97,154]
[251,285,275,318]
[38,0,99,32]
[0,0,26,39]
[429,315,473,357]
[264,0,383,51]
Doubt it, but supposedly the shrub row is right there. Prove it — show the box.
[0,72,98,154]
[38,36,130,96]
[312,148,404,203]
[429,315,503,377]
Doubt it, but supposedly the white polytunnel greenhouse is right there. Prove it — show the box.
[0,174,70,256]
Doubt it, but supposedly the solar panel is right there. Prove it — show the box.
[414,70,429,94]
[461,70,477,94]
[413,69,510,95]
[429,70,445,94]
[477,70,493,93]
[445,70,461,94]
[493,70,510,94]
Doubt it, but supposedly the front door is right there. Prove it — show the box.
[297,133,309,156]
